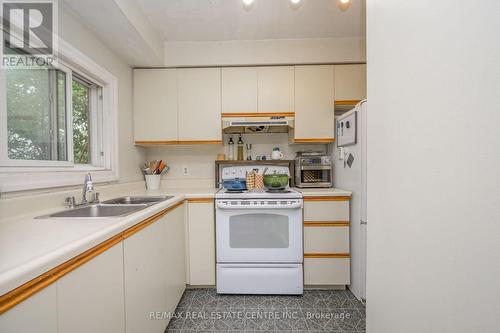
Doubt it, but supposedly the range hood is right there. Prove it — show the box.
[222,116,294,134]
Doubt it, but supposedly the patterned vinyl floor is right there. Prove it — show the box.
[165,288,366,332]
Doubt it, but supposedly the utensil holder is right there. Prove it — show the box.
[145,175,161,190]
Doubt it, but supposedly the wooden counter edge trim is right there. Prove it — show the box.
[294,138,335,143]
[186,198,214,203]
[303,196,351,201]
[221,112,294,118]
[304,221,350,227]
[135,140,223,145]
[0,200,185,314]
[304,253,350,259]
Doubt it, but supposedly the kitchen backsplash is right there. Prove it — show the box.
[145,133,328,186]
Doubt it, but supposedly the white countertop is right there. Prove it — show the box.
[0,188,217,295]
[0,186,348,295]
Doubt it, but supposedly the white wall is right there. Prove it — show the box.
[366,2,500,333]
[0,4,145,202]
[145,134,327,188]
[59,4,146,183]
[164,37,365,67]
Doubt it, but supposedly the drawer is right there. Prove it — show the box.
[304,257,350,285]
[303,198,349,222]
[304,225,349,253]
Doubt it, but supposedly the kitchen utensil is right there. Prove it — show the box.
[263,171,289,190]
[222,179,247,191]
[145,174,161,190]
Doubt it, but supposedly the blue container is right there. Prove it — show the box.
[222,179,247,190]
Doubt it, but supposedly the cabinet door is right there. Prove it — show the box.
[304,258,350,285]
[124,217,168,333]
[222,67,258,114]
[178,68,222,142]
[0,284,57,333]
[133,69,178,142]
[257,66,294,114]
[334,64,367,102]
[57,242,125,333]
[294,65,335,140]
[165,203,186,315]
[187,201,215,285]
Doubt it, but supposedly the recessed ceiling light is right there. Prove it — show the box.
[336,0,352,11]
[289,0,303,10]
[242,0,254,10]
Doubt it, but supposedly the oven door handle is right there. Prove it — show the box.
[300,165,332,170]
[216,202,303,209]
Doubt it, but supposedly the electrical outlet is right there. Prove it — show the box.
[182,166,190,176]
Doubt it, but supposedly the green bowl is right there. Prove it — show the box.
[263,173,289,190]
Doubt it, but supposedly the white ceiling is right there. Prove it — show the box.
[136,0,366,42]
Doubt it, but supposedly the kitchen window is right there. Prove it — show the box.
[0,42,118,192]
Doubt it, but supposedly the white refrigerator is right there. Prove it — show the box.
[333,100,367,301]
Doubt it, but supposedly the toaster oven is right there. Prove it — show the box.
[295,152,333,188]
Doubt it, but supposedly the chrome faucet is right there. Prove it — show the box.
[82,172,95,204]
[66,172,99,208]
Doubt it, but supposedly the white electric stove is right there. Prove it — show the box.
[215,165,304,295]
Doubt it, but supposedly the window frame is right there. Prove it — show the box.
[0,39,119,192]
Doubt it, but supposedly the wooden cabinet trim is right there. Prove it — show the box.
[0,200,185,314]
[186,198,214,203]
[304,221,350,227]
[294,138,335,143]
[221,112,294,118]
[303,196,351,201]
[135,140,223,146]
[304,253,350,258]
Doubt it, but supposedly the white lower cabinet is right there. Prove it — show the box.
[303,198,351,286]
[187,201,215,285]
[304,258,351,285]
[0,284,57,333]
[57,243,125,333]
[124,204,185,333]
[304,226,350,253]
[164,204,187,315]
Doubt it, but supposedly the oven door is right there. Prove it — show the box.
[216,199,303,263]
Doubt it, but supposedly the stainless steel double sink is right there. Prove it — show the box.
[37,195,174,219]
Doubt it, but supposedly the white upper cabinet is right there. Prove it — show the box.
[133,69,178,142]
[334,64,367,102]
[57,243,125,333]
[178,68,222,142]
[294,65,335,141]
[222,67,258,114]
[257,66,294,114]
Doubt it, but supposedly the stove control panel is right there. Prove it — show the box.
[216,199,303,209]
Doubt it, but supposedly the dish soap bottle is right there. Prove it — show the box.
[237,136,244,161]
[227,137,234,161]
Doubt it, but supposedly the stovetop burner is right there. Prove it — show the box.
[224,189,247,194]
[265,189,292,193]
